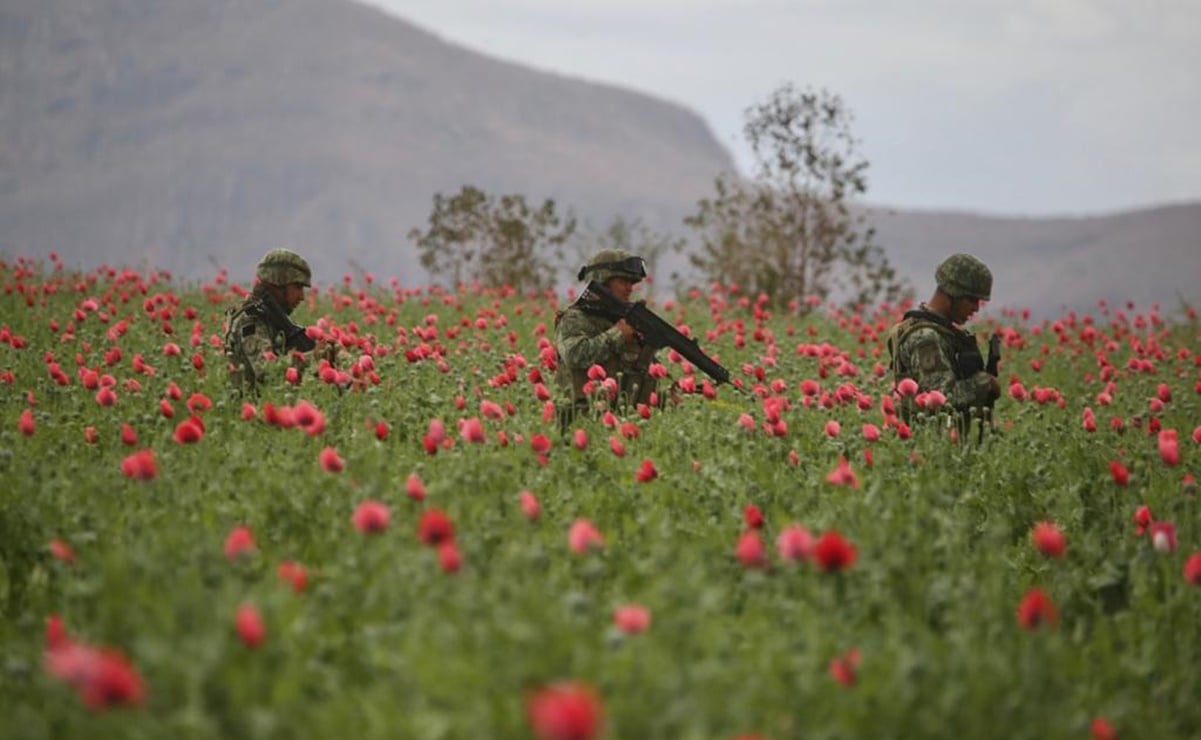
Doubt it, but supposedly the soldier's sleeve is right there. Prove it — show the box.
[556,311,624,369]
[904,328,995,410]
[236,318,283,385]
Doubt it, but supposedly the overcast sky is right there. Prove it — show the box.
[361,0,1199,217]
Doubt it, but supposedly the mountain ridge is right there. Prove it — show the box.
[1,0,1197,319]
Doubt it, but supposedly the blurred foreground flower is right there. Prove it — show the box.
[613,604,651,635]
[527,681,603,740]
[568,519,604,554]
[813,530,857,572]
[1031,521,1066,559]
[44,617,145,711]
[353,500,391,535]
[1016,587,1057,630]
[224,525,256,560]
[235,603,266,648]
[119,449,156,481]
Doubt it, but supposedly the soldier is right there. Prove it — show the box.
[224,249,334,395]
[554,249,659,427]
[886,253,1000,434]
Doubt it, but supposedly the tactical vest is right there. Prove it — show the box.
[553,306,657,424]
[223,295,298,393]
[889,309,984,380]
[888,309,986,432]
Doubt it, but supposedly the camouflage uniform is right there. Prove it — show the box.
[554,249,657,424]
[887,254,999,429]
[224,249,317,395]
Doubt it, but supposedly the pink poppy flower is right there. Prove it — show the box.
[319,446,344,473]
[18,409,35,436]
[224,525,256,560]
[1158,429,1180,466]
[405,473,427,501]
[613,604,651,634]
[568,519,604,554]
[825,455,860,488]
[235,603,266,648]
[1150,521,1176,553]
[519,490,541,521]
[776,524,814,562]
[353,500,391,534]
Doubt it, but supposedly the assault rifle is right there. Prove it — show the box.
[581,281,735,388]
[255,296,316,353]
[979,331,1002,443]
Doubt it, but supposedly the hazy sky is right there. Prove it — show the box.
[361,0,1199,217]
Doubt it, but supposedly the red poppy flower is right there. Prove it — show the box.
[1091,717,1117,740]
[1108,460,1129,486]
[527,682,603,740]
[235,603,266,648]
[736,530,768,569]
[319,446,344,473]
[224,525,256,560]
[813,530,857,572]
[277,560,309,593]
[635,459,658,483]
[743,504,764,529]
[1031,521,1066,558]
[828,647,861,687]
[49,538,76,564]
[119,449,156,480]
[173,418,203,444]
[417,508,454,546]
[353,500,391,534]
[1150,521,1177,553]
[1132,505,1153,535]
[438,542,462,573]
[1182,552,1201,586]
[1016,587,1057,630]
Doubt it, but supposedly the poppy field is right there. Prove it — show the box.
[1,254,1199,739]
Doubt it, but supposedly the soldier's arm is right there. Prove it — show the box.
[906,328,996,410]
[237,321,284,385]
[556,313,625,369]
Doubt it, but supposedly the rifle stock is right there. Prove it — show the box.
[582,281,733,387]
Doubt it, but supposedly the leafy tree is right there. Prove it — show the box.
[685,84,908,310]
[409,186,576,293]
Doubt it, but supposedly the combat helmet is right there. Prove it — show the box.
[935,253,992,301]
[576,249,647,283]
[256,249,312,287]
